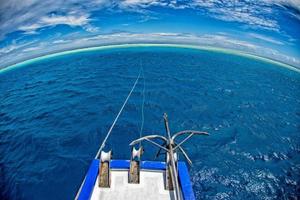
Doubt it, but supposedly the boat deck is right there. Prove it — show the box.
[77,159,195,200]
[91,170,175,200]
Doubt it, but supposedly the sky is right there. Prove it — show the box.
[0,0,300,69]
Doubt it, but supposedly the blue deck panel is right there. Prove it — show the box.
[110,159,130,168]
[141,160,166,170]
[78,159,195,200]
[110,160,166,170]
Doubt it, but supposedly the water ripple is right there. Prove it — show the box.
[0,47,299,199]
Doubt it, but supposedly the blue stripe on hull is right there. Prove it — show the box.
[178,162,195,200]
[77,159,99,200]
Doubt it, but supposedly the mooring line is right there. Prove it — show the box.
[76,68,142,200]
[95,71,142,159]
[139,61,146,147]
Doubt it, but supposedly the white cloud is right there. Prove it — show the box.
[0,0,108,39]
[118,0,300,32]
[0,40,36,54]
[119,0,167,8]
[52,39,72,44]
[1,0,300,40]
[190,0,280,31]
[22,46,41,52]
[272,0,300,11]
[41,14,89,26]
[248,33,284,45]
[18,13,92,32]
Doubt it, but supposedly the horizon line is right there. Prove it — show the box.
[1,43,299,74]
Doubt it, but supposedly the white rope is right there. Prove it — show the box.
[139,64,145,147]
[95,71,141,159]
[75,71,142,199]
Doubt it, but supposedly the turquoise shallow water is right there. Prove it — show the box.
[0,46,299,199]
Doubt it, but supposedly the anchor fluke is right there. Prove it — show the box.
[130,135,169,152]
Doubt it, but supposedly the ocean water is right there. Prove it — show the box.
[0,46,299,200]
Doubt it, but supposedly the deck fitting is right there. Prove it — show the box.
[98,151,112,188]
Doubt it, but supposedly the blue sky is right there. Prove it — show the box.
[0,0,300,68]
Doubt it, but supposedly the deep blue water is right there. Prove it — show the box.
[0,46,299,200]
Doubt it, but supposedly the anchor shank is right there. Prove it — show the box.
[164,113,182,200]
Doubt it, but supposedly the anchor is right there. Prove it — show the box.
[130,113,209,200]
